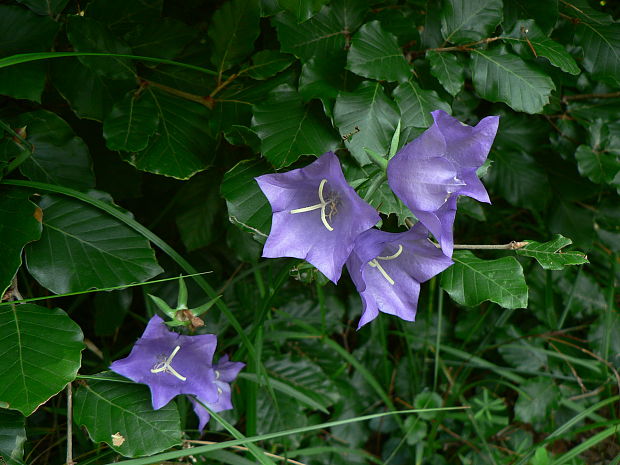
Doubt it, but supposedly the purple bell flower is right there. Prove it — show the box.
[256,152,380,283]
[110,315,219,410]
[388,110,499,256]
[190,355,245,430]
[346,225,453,329]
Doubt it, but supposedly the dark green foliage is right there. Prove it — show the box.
[0,1,618,464]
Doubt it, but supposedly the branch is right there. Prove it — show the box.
[412,36,502,58]
[448,241,529,250]
[185,440,307,465]
[140,78,216,109]
[66,383,74,465]
[562,91,620,103]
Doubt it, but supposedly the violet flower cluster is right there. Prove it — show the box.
[256,110,499,328]
[110,315,244,430]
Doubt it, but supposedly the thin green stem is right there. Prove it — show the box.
[363,173,387,202]
[433,286,444,392]
[0,52,218,76]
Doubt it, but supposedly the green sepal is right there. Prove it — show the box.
[192,295,221,317]
[388,119,401,159]
[147,294,176,319]
[176,275,188,310]
[363,147,388,171]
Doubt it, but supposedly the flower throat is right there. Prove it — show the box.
[289,179,340,231]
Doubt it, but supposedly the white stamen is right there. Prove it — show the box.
[368,244,404,285]
[214,370,220,380]
[289,178,335,231]
[217,386,223,395]
[369,259,395,285]
[150,345,187,381]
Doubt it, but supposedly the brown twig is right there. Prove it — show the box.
[562,91,620,103]
[412,36,502,58]
[140,79,215,109]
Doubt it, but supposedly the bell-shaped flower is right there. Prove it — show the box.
[346,225,453,329]
[387,110,499,256]
[110,315,219,410]
[190,355,245,430]
[256,152,380,283]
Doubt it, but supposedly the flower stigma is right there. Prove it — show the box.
[289,178,339,231]
[150,345,187,381]
[368,244,404,285]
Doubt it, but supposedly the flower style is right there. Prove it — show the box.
[387,110,499,256]
[110,315,219,410]
[346,225,453,328]
[190,355,245,430]
[256,152,380,283]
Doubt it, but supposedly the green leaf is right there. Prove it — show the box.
[246,50,295,80]
[26,195,163,294]
[66,15,136,80]
[273,0,365,61]
[574,144,620,184]
[0,6,59,55]
[0,5,59,102]
[574,17,620,86]
[441,251,528,309]
[334,81,399,165]
[427,51,464,96]
[103,91,160,152]
[124,18,197,61]
[471,48,555,114]
[175,172,221,251]
[51,58,136,122]
[393,80,451,132]
[0,190,42,298]
[74,375,182,457]
[220,159,272,240]
[502,0,558,35]
[485,150,551,210]
[209,0,260,76]
[441,0,503,44]
[0,63,47,103]
[516,235,588,270]
[94,290,131,337]
[17,0,69,15]
[505,20,580,75]
[277,0,328,22]
[5,110,95,190]
[548,200,595,250]
[514,377,560,425]
[121,89,215,179]
[0,304,83,416]
[264,354,336,409]
[251,85,339,168]
[299,53,347,100]
[0,410,26,465]
[346,21,410,83]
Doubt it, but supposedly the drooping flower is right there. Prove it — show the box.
[110,315,219,410]
[387,110,499,256]
[190,355,245,430]
[256,152,380,283]
[346,225,453,329]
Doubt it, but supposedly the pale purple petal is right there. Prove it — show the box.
[110,315,219,410]
[388,111,498,257]
[256,152,380,283]
[347,227,453,328]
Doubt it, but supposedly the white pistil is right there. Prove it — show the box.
[368,244,404,286]
[150,345,187,381]
[289,179,335,231]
